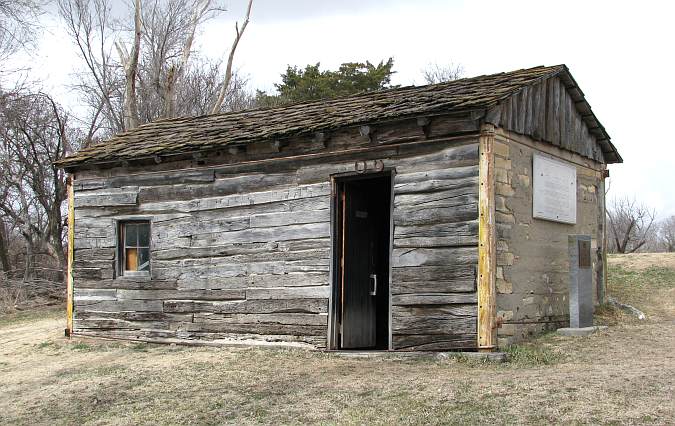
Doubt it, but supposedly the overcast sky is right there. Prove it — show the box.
[14,0,675,217]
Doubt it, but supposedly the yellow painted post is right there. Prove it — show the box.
[477,124,496,350]
[66,175,75,337]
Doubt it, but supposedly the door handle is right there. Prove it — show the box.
[369,274,377,296]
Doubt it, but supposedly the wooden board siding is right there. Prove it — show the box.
[390,146,479,350]
[486,76,606,163]
[70,117,480,350]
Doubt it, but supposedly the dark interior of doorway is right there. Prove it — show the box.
[333,173,391,350]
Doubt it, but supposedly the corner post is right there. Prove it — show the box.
[477,124,497,350]
[66,174,75,337]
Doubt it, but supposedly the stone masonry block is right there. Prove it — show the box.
[495,157,512,170]
[496,279,513,294]
[494,141,509,158]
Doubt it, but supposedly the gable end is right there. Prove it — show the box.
[485,71,621,164]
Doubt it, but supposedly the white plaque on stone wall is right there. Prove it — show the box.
[533,154,577,224]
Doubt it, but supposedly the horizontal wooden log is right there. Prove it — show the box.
[391,333,477,350]
[173,331,326,347]
[394,175,478,196]
[74,247,116,260]
[74,288,117,301]
[76,279,178,290]
[428,116,480,138]
[193,312,328,326]
[76,169,215,191]
[139,183,330,214]
[395,164,478,185]
[212,171,298,192]
[245,286,330,300]
[392,304,477,318]
[394,188,478,211]
[392,246,477,267]
[391,279,475,295]
[74,236,116,250]
[174,248,330,268]
[176,273,329,290]
[392,315,476,335]
[116,289,245,301]
[154,258,330,282]
[74,329,177,340]
[393,203,478,226]
[75,311,192,322]
[391,293,477,306]
[74,319,170,330]
[249,209,329,228]
[75,299,164,312]
[394,221,478,239]
[393,142,479,174]
[393,236,478,249]
[154,216,250,238]
[391,265,475,283]
[163,223,331,248]
[153,238,330,261]
[73,257,115,269]
[179,322,326,337]
[74,189,139,207]
[164,298,328,314]
[394,220,478,248]
[73,267,114,280]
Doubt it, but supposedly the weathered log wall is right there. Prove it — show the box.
[493,128,605,347]
[70,115,480,350]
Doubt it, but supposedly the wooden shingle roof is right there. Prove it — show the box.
[57,64,620,168]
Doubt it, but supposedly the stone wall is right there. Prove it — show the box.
[493,128,606,347]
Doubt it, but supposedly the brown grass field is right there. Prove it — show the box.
[1,253,674,425]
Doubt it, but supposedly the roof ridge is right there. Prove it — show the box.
[138,64,567,128]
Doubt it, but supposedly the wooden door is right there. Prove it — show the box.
[341,181,378,348]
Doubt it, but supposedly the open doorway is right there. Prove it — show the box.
[331,172,392,350]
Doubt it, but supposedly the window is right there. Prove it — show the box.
[118,221,150,276]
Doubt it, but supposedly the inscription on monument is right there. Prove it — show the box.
[533,154,577,224]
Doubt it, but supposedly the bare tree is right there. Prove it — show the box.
[0,91,76,280]
[659,215,675,252]
[58,0,124,138]
[607,197,657,254]
[59,0,254,137]
[211,0,252,113]
[422,62,464,84]
[0,0,43,64]
[115,0,142,129]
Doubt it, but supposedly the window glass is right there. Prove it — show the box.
[138,248,150,271]
[138,223,150,247]
[125,223,138,246]
[119,221,150,275]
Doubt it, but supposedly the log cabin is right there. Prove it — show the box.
[56,64,621,351]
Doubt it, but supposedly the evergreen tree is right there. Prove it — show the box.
[257,58,395,106]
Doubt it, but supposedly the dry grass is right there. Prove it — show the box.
[608,252,675,271]
[0,254,673,425]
